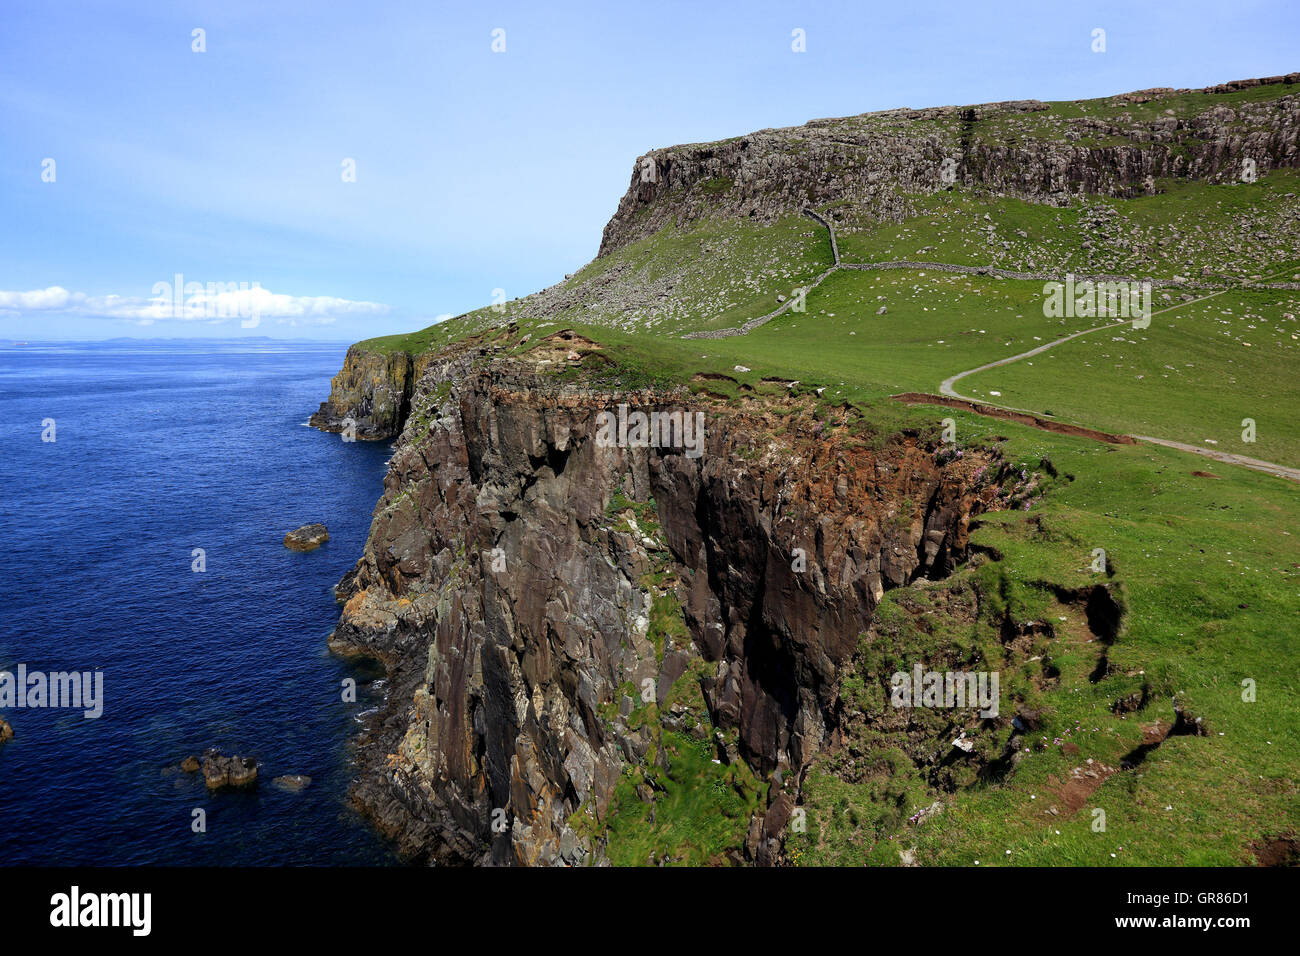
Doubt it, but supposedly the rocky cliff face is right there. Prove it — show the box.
[599,73,1300,256]
[310,345,433,440]
[327,333,1015,864]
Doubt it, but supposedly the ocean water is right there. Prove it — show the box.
[0,342,399,865]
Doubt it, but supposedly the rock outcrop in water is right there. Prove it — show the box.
[284,523,330,552]
[202,751,258,789]
[327,333,1014,865]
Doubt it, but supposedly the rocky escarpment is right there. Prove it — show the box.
[599,73,1300,256]
[310,345,434,440]
[327,336,1017,865]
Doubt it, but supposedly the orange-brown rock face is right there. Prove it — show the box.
[328,350,1007,865]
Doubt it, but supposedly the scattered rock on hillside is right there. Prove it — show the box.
[1015,706,1046,730]
[284,523,329,552]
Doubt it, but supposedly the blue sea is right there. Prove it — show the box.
[0,342,399,865]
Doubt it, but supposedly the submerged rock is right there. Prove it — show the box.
[0,718,12,744]
[201,750,258,789]
[180,755,200,773]
[271,774,312,792]
[284,523,329,552]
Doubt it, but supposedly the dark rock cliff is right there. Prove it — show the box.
[327,338,1010,864]
[599,73,1300,257]
[310,345,433,440]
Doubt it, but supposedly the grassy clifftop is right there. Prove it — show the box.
[358,75,1299,356]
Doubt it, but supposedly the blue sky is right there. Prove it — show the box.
[1,0,1296,341]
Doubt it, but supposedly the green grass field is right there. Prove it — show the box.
[834,171,1300,280]
[957,285,1300,466]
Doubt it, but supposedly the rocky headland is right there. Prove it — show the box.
[313,74,1294,865]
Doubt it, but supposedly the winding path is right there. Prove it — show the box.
[939,319,1129,400]
[685,210,1296,341]
[938,265,1300,483]
[694,208,1300,483]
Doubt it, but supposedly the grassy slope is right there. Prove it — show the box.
[362,213,836,354]
[343,84,1300,864]
[935,434,1300,866]
[960,285,1300,466]
[835,171,1300,279]
[794,415,1300,865]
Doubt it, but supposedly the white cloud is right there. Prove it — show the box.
[0,283,388,327]
[0,286,75,310]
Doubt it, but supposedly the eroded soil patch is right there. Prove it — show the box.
[891,393,1136,445]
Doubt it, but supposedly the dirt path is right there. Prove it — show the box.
[893,392,1300,481]
[1129,436,1300,483]
[891,392,1136,444]
[687,212,1300,483]
[938,320,1129,399]
[937,265,1300,484]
